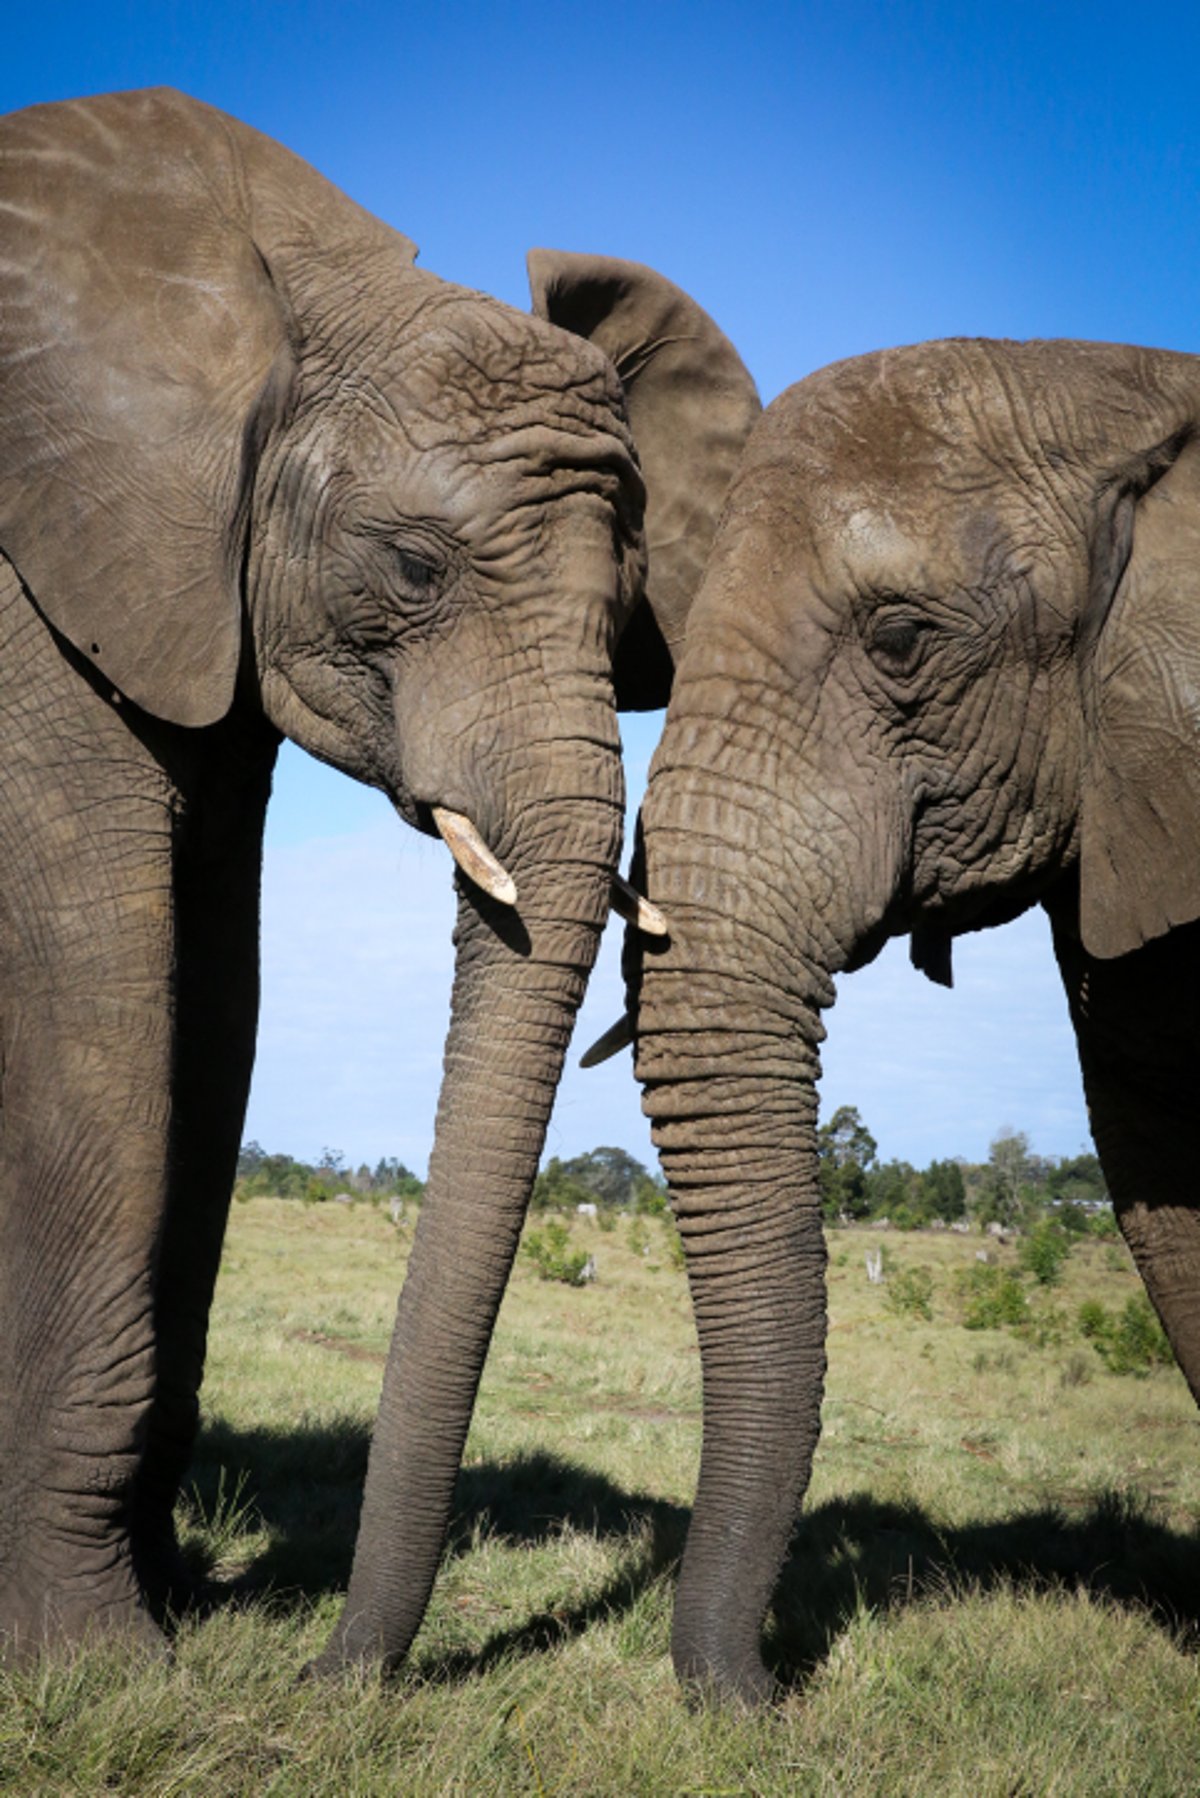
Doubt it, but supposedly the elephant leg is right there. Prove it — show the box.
[0,858,179,1653]
[1049,903,1200,1397]
[0,564,180,1656]
[130,719,277,1619]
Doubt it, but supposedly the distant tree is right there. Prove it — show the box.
[530,1156,595,1213]
[236,1141,266,1178]
[558,1146,654,1210]
[818,1105,878,1221]
[920,1158,966,1222]
[865,1158,918,1222]
[976,1127,1032,1228]
[1046,1152,1107,1209]
[367,1157,422,1198]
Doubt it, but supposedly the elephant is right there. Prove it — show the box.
[614,335,1200,1701]
[0,87,760,1665]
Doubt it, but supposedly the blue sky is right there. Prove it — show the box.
[8,5,1198,1172]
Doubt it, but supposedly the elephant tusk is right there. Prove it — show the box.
[610,873,668,937]
[579,1012,634,1069]
[432,806,518,906]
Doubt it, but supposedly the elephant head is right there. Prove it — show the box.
[623,337,1200,1699]
[0,88,758,1662]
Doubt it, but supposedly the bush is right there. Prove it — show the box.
[627,1217,651,1258]
[1020,1300,1069,1348]
[884,1265,934,1320]
[1088,1207,1120,1241]
[521,1219,591,1287]
[957,1264,1027,1330]
[1019,1220,1072,1287]
[1078,1299,1108,1341]
[632,1175,669,1216]
[1079,1293,1175,1375]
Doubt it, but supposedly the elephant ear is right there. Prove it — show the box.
[528,249,760,710]
[0,90,293,726]
[1078,428,1200,958]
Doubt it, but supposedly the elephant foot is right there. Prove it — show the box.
[133,1518,210,1627]
[0,1560,168,1666]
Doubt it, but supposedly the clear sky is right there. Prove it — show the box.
[7,4,1198,1173]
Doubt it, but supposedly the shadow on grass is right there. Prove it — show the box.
[183,1417,688,1679]
[769,1486,1200,1686]
[184,1416,1200,1688]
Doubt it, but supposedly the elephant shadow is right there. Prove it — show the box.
[184,1417,1200,1687]
[768,1485,1200,1684]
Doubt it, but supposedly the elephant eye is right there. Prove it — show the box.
[392,546,443,593]
[868,612,933,678]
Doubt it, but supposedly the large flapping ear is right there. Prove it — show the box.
[528,250,760,710]
[0,90,293,726]
[1078,425,1200,958]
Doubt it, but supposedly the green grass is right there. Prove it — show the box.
[4,1202,1200,1794]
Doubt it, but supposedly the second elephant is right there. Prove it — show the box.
[628,335,1200,1700]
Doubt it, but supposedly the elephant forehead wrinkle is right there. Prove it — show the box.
[378,303,629,451]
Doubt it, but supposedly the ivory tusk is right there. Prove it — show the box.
[432,806,518,906]
[579,1012,634,1069]
[610,874,668,937]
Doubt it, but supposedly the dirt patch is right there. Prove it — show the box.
[291,1329,386,1366]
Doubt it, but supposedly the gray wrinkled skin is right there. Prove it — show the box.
[632,337,1200,1702]
[0,87,759,1670]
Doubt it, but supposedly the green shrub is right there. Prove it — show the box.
[627,1217,651,1258]
[632,1174,669,1215]
[957,1263,1027,1330]
[1078,1298,1108,1341]
[661,1216,686,1271]
[888,1202,925,1232]
[1019,1220,1072,1287]
[521,1219,591,1287]
[1079,1293,1175,1375]
[1020,1300,1069,1348]
[1088,1207,1120,1241]
[884,1265,934,1320]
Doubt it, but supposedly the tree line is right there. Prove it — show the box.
[817,1106,1110,1234]
[235,1143,424,1207]
[235,1119,1111,1239]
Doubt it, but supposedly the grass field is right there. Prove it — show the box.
[4,1199,1200,1795]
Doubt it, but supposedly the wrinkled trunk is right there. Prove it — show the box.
[645,1043,827,1702]
[634,679,870,1702]
[315,727,621,1673]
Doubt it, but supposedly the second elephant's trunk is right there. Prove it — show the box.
[634,703,864,1701]
[646,1046,827,1702]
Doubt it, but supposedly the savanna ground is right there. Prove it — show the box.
[4,1201,1200,1795]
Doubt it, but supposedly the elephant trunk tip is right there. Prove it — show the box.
[673,1636,778,1710]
